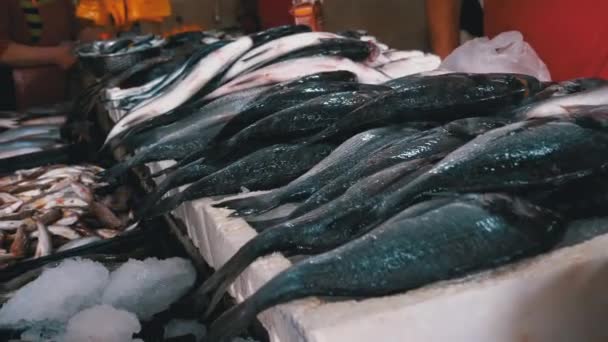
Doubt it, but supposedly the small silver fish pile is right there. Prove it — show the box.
[0,164,135,268]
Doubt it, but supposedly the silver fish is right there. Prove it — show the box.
[0,124,61,143]
[104,37,254,148]
[56,236,102,252]
[0,147,44,159]
[0,201,23,216]
[96,228,120,239]
[0,220,25,231]
[55,214,79,226]
[223,32,340,81]
[377,55,440,79]
[521,85,608,118]
[19,115,66,126]
[0,192,19,204]
[205,56,390,100]
[34,221,52,257]
[31,225,80,240]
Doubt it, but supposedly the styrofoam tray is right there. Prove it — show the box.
[148,161,608,342]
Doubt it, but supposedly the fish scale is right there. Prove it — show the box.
[194,158,435,317]
[309,73,544,143]
[289,117,506,220]
[215,125,420,216]
[204,194,564,341]
[141,143,336,218]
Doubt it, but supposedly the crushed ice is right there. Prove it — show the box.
[0,257,196,339]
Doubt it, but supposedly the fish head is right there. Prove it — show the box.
[467,193,565,244]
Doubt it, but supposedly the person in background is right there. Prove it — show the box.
[426,0,608,81]
[0,0,96,110]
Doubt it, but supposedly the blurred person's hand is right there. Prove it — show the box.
[52,42,77,70]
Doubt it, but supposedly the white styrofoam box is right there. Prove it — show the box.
[147,162,608,342]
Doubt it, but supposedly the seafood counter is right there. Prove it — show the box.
[95,26,608,341]
[0,164,136,268]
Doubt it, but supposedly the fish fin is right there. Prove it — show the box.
[213,192,281,217]
[204,298,259,342]
[194,238,260,316]
[570,110,608,130]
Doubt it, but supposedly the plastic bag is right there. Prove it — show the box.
[125,0,172,22]
[76,0,110,26]
[440,31,551,82]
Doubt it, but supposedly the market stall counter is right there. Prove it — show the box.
[148,160,608,342]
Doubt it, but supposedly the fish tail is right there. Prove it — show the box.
[214,192,281,217]
[195,230,281,318]
[137,169,182,217]
[205,266,310,342]
[204,297,260,342]
[101,149,152,181]
[138,193,182,220]
[246,216,290,232]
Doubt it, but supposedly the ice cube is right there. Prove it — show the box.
[0,258,109,330]
[101,257,196,320]
[62,305,140,342]
[164,319,206,341]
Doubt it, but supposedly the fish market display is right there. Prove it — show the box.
[0,165,135,268]
[93,25,608,341]
[205,194,564,341]
[141,143,335,217]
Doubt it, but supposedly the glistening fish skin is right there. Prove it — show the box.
[142,143,335,218]
[124,84,271,151]
[513,84,608,120]
[214,126,420,216]
[223,32,340,81]
[208,88,388,163]
[309,73,543,143]
[101,86,271,180]
[204,56,390,100]
[211,78,369,144]
[103,37,254,148]
[290,117,507,219]
[196,158,434,316]
[372,113,608,226]
[0,125,61,143]
[205,193,564,342]
[154,72,361,177]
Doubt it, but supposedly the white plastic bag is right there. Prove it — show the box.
[440,31,551,81]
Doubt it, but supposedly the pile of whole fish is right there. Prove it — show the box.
[97,26,608,341]
[0,105,69,162]
[0,164,135,269]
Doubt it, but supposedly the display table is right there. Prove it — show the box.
[149,162,608,342]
